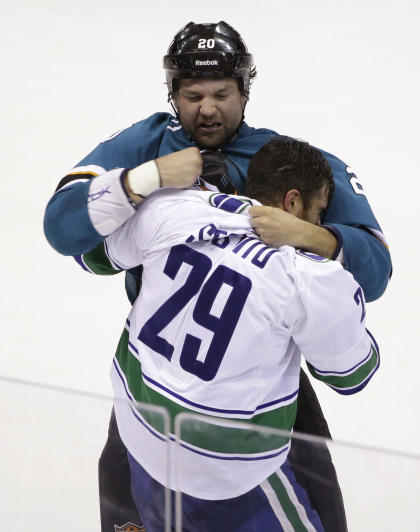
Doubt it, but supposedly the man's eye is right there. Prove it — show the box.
[182,94,200,102]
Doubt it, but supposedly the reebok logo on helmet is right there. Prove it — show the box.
[195,59,219,66]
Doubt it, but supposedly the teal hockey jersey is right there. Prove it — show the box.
[44,112,391,301]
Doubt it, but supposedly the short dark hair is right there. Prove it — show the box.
[245,137,334,209]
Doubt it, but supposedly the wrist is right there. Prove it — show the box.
[294,218,316,249]
[127,160,161,198]
[298,221,338,259]
[322,224,343,261]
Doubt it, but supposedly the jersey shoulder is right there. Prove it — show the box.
[101,112,173,143]
[294,250,357,296]
[236,122,281,148]
[87,112,175,155]
[311,145,383,231]
[315,146,348,171]
[75,112,175,171]
[137,189,254,253]
[239,122,279,138]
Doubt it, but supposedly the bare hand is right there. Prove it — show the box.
[155,147,202,189]
[249,205,337,258]
[249,206,306,248]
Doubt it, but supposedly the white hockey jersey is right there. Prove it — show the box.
[105,189,379,500]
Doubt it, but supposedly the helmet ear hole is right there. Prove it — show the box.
[163,21,255,99]
[171,79,180,98]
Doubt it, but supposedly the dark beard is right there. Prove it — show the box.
[182,115,245,149]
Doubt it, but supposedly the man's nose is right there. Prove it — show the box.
[199,98,216,118]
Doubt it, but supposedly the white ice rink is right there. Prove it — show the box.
[1,0,419,529]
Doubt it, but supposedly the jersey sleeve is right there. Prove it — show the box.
[102,190,176,270]
[43,113,172,256]
[320,149,392,302]
[289,252,380,395]
[103,220,146,271]
[73,242,123,275]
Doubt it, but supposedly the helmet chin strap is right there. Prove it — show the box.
[168,93,180,121]
[168,94,248,148]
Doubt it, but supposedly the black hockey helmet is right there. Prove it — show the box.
[163,21,255,99]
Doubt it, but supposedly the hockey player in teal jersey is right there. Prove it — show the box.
[43,21,391,532]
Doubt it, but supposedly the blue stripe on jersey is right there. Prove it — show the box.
[103,240,123,270]
[128,340,139,354]
[212,194,230,207]
[176,440,289,463]
[310,348,373,376]
[74,254,92,273]
[113,358,166,443]
[140,366,297,416]
[210,193,251,213]
[328,361,379,395]
[114,357,290,461]
[328,356,380,396]
[257,391,298,411]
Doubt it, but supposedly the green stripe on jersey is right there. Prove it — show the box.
[307,342,378,390]
[82,243,121,275]
[115,329,296,454]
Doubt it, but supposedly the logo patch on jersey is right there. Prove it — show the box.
[296,250,330,262]
[88,186,111,202]
[114,522,146,532]
[167,118,182,132]
[209,193,252,214]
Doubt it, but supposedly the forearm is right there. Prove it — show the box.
[248,206,339,259]
[294,220,338,259]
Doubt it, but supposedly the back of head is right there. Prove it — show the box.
[163,21,256,100]
[246,138,334,208]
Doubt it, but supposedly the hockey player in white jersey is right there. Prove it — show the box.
[102,138,379,531]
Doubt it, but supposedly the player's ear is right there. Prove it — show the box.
[284,189,304,217]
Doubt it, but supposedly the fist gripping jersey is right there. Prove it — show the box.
[44,112,391,301]
[104,189,379,500]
